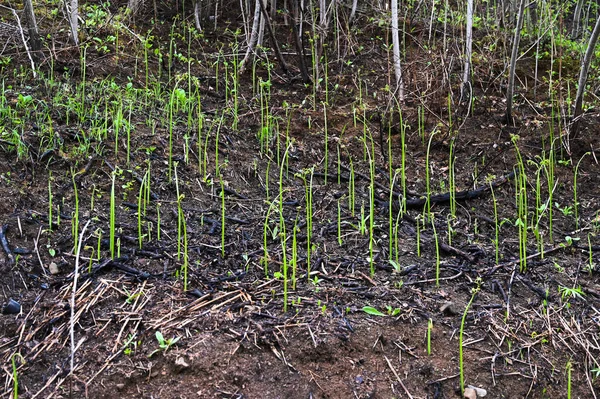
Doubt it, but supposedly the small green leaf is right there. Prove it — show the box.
[389,260,401,272]
[362,306,386,316]
[155,331,165,345]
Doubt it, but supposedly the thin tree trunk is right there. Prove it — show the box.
[194,1,202,31]
[283,0,289,25]
[309,0,319,89]
[239,0,262,73]
[528,1,537,32]
[291,0,310,83]
[214,0,219,30]
[572,0,584,39]
[427,0,436,45]
[240,0,250,43]
[317,0,328,67]
[257,0,291,76]
[442,0,448,53]
[68,0,79,45]
[127,0,143,17]
[460,0,473,105]
[257,0,266,46]
[505,0,526,124]
[319,0,326,27]
[349,0,358,26]
[498,0,508,29]
[570,15,600,140]
[23,0,40,55]
[391,0,404,100]
[299,0,304,37]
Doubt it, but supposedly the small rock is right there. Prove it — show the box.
[463,387,477,399]
[175,356,189,370]
[49,262,60,275]
[13,247,31,255]
[467,385,487,397]
[3,299,21,314]
[116,383,125,390]
[186,289,204,298]
[440,301,459,316]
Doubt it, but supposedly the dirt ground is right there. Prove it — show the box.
[1,2,599,398]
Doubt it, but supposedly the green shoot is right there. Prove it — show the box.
[460,278,481,395]
[148,331,180,358]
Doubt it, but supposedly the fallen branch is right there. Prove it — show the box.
[0,5,36,77]
[0,224,15,266]
[403,171,515,209]
[384,355,413,399]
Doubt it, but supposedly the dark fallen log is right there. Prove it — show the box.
[403,171,515,208]
[439,242,476,263]
[220,185,248,200]
[574,243,600,252]
[336,164,514,209]
[203,217,221,235]
[333,305,354,332]
[0,224,15,266]
[517,274,550,301]
[491,279,508,303]
[87,257,151,279]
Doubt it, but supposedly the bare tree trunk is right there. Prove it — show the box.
[317,0,328,64]
[570,15,600,140]
[239,0,262,73]
[194,1,202,31]
[283,0,289,25]
[291,0,310,83]
[572,0,584,39]
[505,0,526,124]
[442,0,448,53]
[349,0,358,25]
[299,0,304,38]
[319,0,326,27]
[214,0,219,30]
[23,0,40,55]
[427,0,436,45]
[240,0,250,42]
[529,1,537,27]
[67,0,79,45]
[460,0,473,106]
[257,0,266,46]
[127,0,143,18]
[391,0,404,100]
[309,0,320,89]
[497,0,508,29]
[258,0,291,76]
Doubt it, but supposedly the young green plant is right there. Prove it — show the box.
[460,278,482,395]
